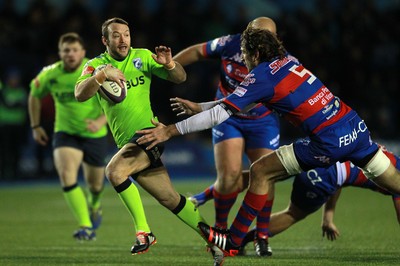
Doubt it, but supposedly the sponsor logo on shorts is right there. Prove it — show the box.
[338,120,367,147]
[212,128,224,138]
[270,134,280,147]
[314,155,331,164]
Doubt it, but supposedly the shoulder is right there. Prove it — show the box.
[86,54,108,66]
[129,48,153,58]
[40,61,62,75]
[33,61,63,85]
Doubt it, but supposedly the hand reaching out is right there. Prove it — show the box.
[170,97,202,116]
[136,118,178,149]
[322,221,340,241]
[152,46,173,66]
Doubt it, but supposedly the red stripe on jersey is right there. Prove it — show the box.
[284,86,332,127]
[223,99,242,112]
[201,42,208,57]
[311,101,352,134]
[382,149,397,166]
[344,161,352,182]
[221,60,248,85]
[218,82,230,97]
[270,65,310,103]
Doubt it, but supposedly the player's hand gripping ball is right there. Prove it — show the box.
[94,65,127,104]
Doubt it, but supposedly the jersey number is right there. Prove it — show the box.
[289,65,316,85]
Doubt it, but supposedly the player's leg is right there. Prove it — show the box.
[136,167,224,264]
[199,145,295,256]
[53,146,95,239]
[365,153,400,195]
[82,163,105,229]
[106,143,156,254]
[188,184,215,207]
[81,136,108,230]
[136,166,206,235]
[392,196,400,224]
[106,143,152,233]
[246,148,275,256]
[213,137,244,228]
[269,202,310,236]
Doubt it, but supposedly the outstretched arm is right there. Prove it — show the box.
[322,189,341,241]
[136,104,231,149]
[173,43,206,66]
[170,97,224,116]
[152,46,186,84]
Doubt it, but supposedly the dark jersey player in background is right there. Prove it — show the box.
[173,17,280,257]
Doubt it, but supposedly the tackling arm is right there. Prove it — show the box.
[322,188,341,241]
[173,43,206,67]
[136,104,231,149]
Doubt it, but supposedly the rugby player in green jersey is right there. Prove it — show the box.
[75,18,222,263]
[28,33,108,241]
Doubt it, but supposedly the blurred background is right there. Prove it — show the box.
[0,0,399,181]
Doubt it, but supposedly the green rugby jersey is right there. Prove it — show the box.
[30,59,107,138]
[76,48,169,148]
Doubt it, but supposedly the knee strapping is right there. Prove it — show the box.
[361,148,391,179]
[276,144,302,175]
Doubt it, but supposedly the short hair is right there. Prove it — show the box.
[241,28,286,62]
[58,32,84,50]
[101,17,129,40]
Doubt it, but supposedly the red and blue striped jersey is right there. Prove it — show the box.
[203,34,271,119]
[222,54,355,135]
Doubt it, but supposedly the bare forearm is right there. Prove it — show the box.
[28,94,42,127]
[166,61,187,84]
[173,43,205,66]
[75,70,107,102]
[323,189,341,223]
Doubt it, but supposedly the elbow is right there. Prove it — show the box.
[74,85,87,102]
[176,73,187,84]
[75,94,86,102]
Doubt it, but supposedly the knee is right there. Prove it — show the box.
[105,161,124,185]
[249,160,264,180]
[218,167,242,189]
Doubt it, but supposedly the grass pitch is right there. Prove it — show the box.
[0,178,398,265]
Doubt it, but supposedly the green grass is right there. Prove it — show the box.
[0,179,399,265]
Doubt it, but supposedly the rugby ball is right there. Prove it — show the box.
[94,65,127,104]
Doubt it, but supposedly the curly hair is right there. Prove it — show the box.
[241,28,286,62]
